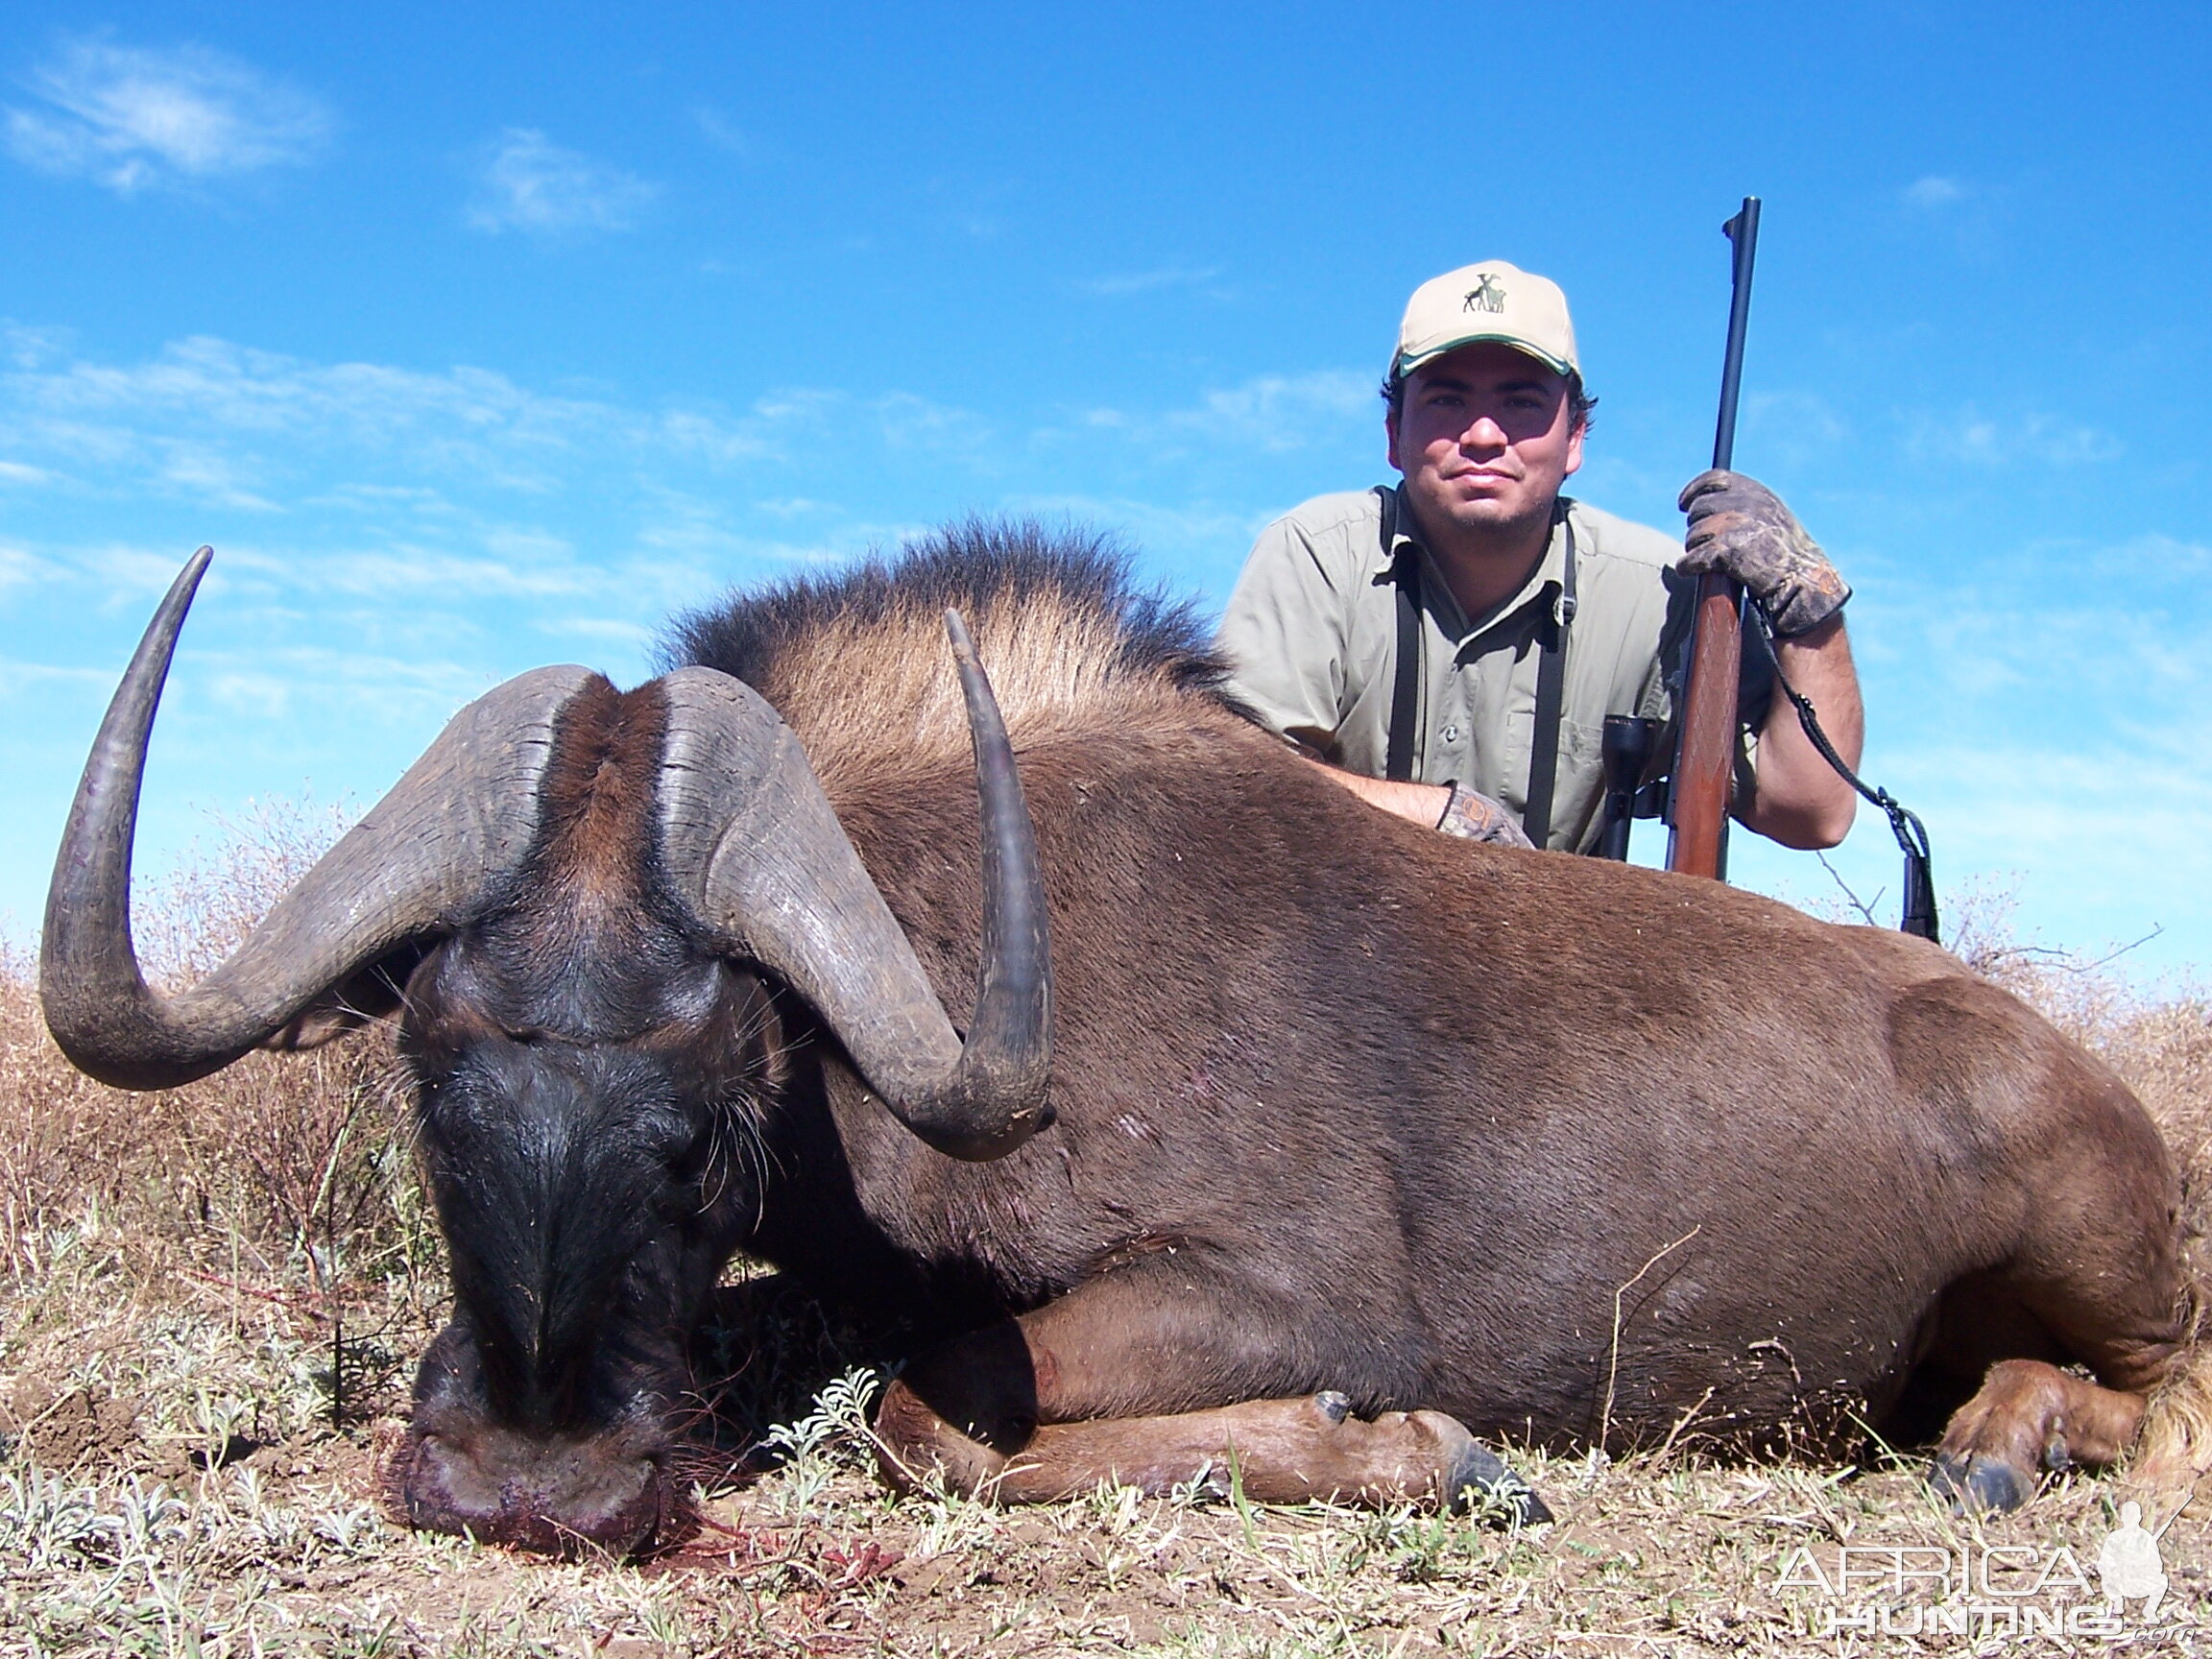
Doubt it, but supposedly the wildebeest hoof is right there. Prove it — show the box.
[1929,1451,2035,1513]
[1313,1390,1353,1424]
[1434,1429,1551,1526]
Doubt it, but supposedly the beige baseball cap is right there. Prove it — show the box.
[1392,260,1579,382]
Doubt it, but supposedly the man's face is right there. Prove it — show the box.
[1385,342,1583,547]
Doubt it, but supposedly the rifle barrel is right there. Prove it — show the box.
[1713,199,1761,471]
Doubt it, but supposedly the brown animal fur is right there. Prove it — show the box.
[535,675,668,910]
[666,517,1229,805]
[677,527,2191,1518]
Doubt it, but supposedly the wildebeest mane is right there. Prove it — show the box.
[661,517,1240,795]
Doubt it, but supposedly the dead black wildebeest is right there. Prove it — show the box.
[42,522,2195,1554]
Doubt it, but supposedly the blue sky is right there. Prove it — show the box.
[5,2,2208,978]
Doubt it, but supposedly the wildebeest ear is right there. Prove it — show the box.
[260,945,429,1052]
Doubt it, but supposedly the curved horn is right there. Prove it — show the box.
[41,547,595,1090]
[657,610,1052,1161]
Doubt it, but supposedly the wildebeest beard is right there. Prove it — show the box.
[389,677,788,1555]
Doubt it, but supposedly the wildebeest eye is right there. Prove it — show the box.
[634,1104,709,1172]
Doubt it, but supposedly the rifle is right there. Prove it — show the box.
[1620,199,1941,943]
[1666,197,1761,879]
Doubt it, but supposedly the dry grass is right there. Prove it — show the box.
[5,838,2212,1654]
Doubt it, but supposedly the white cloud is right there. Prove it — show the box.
[1075,267,1222,299]
[156,444,279,511]
[80,543,213,599]
[690,107,752,158]
[191,644,496,725]
[873,390,998,464]
[0,334,1047,669]
[0,656,114,697]
[5,38,330,194]
[0,324,72,369]
[264,546,597,601]
[1073,370,1374,458]
[0,331,1341,635]
[1170,371,1373,439]
[206,667,296,718]
[467,129,657,236]
[1740,390,1847,470]
[2089,532,2212,589]
[1903,175,1965,210]
[1904,406,2122,469]
[0,544,52,597]
[538,616,655,650]
[1,334,783,495]
[998,493,1270,595]
[1784,544,2212,972]
[1857,535,2212,690]
[301,481,454,516]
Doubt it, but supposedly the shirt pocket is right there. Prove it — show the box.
[1550,716,1609,852]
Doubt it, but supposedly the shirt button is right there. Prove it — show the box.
[1442,724,1460,743]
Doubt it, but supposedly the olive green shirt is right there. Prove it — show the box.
[1217,489,1705,854]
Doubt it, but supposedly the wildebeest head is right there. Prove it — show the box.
[41,549,1052,1554]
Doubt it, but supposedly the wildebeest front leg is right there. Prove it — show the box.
[873,1273,1549,1521]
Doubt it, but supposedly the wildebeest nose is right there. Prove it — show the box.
[397,1422,664,1554]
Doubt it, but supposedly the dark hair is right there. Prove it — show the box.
[1381,364,1597,437]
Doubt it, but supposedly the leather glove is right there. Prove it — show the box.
[1437,782,1534,848]
[1677,470,1850,637]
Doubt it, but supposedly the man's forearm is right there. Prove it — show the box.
[1304,760,1536,848]
[1302,757,1452,827]
[1738,614,1863,850]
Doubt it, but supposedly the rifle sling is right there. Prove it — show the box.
[1523,517,1575,848]
[1382,486,1419,784]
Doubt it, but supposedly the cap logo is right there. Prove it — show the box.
[1463,275,1506,315]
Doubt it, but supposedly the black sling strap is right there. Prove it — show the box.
[1382,487,1420,784]
[1522,514,1577,848]
[1379,488,1576,846]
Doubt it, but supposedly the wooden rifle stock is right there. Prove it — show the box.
[1667,197,1760,880]
[1669,573,1742,878]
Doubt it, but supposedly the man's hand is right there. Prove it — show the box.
[1435,782,1534,847]
[1677,470,1850,638]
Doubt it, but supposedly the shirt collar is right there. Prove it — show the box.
[1374,487,1577,643]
